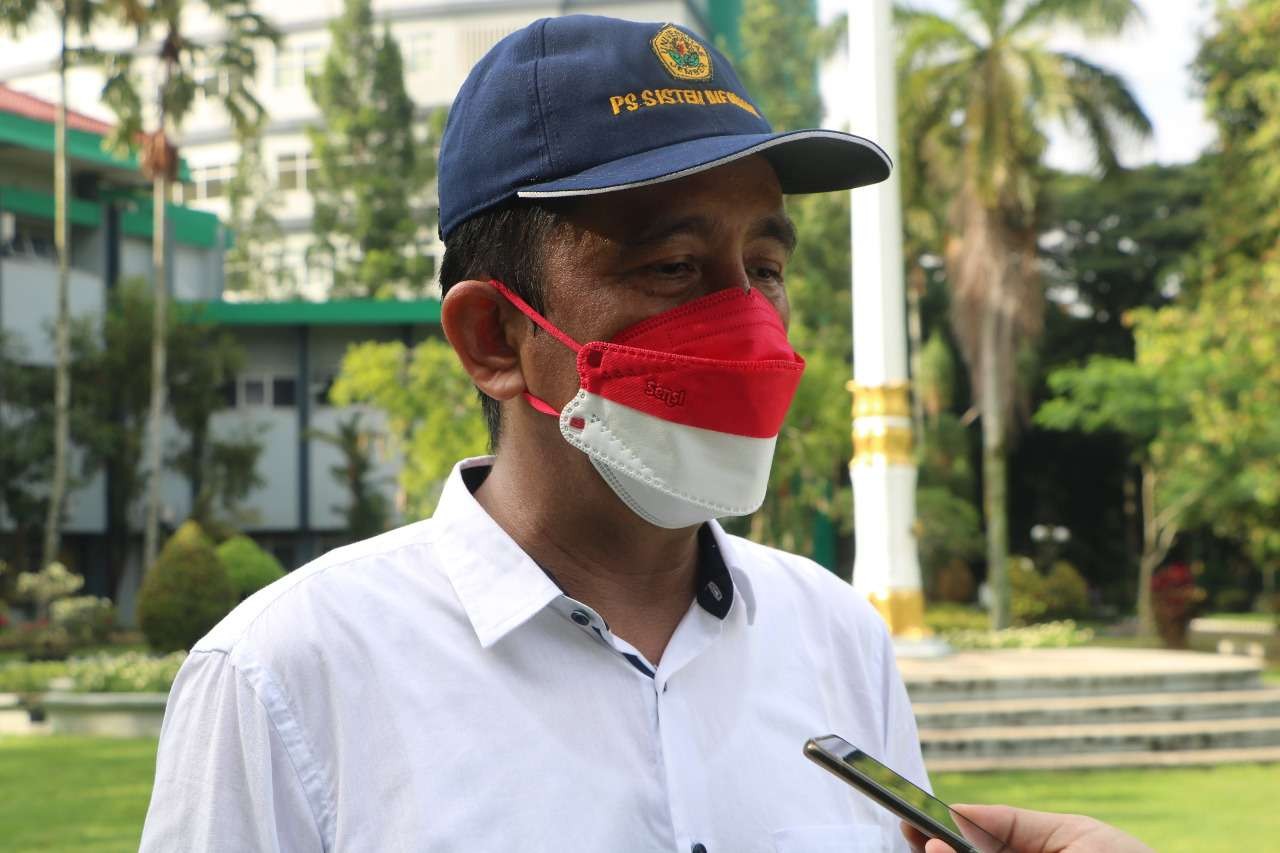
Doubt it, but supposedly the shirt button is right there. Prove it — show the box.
[691,844,707,853]
[570,609,591,627]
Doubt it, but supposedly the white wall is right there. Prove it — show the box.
[0,258,105,365]
[211,407,299,531]
[308,405,401,531]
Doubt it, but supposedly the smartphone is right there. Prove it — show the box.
[803,734,1009,853]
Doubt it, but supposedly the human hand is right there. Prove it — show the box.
[900,803,1155,853]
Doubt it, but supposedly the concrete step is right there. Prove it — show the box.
[914,688,1280,729]
[900,648,1263,702]
[919,716,1280,759]
[926,745,1280,774]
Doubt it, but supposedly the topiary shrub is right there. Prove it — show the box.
[136,520,236,653]
[1009,557,1091,625]
[1042,560,1090,620]
[216,536,286,602]
[1009,556,1048,626]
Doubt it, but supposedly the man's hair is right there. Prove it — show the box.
[439,199,568,448]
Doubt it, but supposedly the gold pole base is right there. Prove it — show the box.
[866,588,931,639]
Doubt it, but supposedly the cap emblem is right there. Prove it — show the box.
[651,24,712,81]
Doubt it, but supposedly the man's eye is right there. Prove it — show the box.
[653,261,697,277]
[752,266,784,284]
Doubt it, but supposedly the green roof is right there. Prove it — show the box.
[0,111,191,181]
[199,299,442,326]
[0,183,223,249]
[119,196,224,249]
[0,184,102,227]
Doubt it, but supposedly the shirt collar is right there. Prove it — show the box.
[434,457,562,648]
[433,457,757,648]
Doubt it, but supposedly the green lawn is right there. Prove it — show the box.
[1,736,1276,851]
[0,736,157,853]
[933,764,1280,853]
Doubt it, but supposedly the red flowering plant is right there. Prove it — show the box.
[1151,561,1207,648]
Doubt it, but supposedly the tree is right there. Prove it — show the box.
[72,280,261,599]
[1036,354,1192,636]
[1011,162,1210,606]
[728,0,855,566]
[1038,162,1212,365]
[306,0,438,298]
[897,0,1152,628]
[1189,0,1280,610]
[0,0,107,569]
[224,118,291,297]
[0,332,55,572]
[167,308,263,534]
[99,0,276,573]
[309,413,391,541]
[329,339,487,519]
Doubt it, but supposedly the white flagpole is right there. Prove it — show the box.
[846,0,938,650]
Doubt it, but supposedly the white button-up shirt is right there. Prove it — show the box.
[141,458,928,852]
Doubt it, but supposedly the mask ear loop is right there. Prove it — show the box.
[488,279,583,417]
[488,279,583,352]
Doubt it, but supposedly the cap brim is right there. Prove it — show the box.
[516,129,891,199]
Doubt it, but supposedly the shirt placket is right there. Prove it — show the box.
[555,594,728,853]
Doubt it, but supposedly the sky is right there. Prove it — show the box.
[817,0,1217,173]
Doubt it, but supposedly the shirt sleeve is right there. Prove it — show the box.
[879,632,930,792]
[139,648,327,853]
[875,625,932,853]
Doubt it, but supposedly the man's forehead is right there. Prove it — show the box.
[565,155,793,247]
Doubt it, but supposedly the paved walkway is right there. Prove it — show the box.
[896,647,1261,680]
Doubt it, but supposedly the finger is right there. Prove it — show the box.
[949,803,1088,850]
[924,840,958,853]
[900,820,931,853]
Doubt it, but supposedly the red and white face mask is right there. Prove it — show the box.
[490,279,805,528]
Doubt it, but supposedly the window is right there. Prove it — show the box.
[276,151,319,192]
[220,380,237,409]
[462,26,519,66]
[277,153,301,190]
[243,378,266,406]
[274,43,326,89]
[312,374,335,407]
[272,377,297,407]
[403,32,435,73]
[191,163,235,200]
[232,375,302,408]
[1,217,56,260]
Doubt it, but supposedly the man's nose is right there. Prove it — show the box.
[701,255,752,297]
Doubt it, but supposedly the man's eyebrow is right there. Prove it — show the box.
[622,214,716,249]
[750,212,798,255]
[622,211,798,254]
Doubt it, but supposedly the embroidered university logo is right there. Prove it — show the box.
[650,24,712,81]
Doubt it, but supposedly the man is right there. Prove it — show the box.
[141,16,927,851]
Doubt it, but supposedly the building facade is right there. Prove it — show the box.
[0,0,734,299]
[0,89,440,623]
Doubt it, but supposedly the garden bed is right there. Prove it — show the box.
[0,692,32,735]
[41,692,168,737]
[1190,616,1279,660]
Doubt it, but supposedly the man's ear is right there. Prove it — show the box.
[440,280,528,403]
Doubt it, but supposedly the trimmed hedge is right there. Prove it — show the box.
[136,521,236,653]
[216,536,286,602]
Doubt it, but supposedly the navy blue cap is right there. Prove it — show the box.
[438,15,891,239]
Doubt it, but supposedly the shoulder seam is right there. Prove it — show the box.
[193,648,337,850]
[199,532,441,654]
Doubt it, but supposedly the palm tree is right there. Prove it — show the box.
[100,0,276,571]
[897,0,1152,628]
[0,1,105,570]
